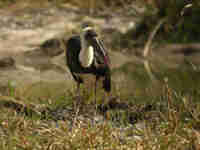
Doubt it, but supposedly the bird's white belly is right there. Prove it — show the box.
[79,46,94,67]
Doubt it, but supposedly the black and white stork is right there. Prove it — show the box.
[65,25,111,109]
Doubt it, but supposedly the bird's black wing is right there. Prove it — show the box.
[65,36,82,83]
[65,35,94,75]
[65,36,81,69]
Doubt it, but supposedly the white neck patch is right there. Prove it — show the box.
[79,26,94,67]
[79,45,94,68]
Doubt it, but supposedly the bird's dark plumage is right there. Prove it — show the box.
[65,33,111,93]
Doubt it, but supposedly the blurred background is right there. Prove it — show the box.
[0,0,199,99]
[0,1,199,149]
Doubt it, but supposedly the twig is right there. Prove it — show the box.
[143,17,168,58]
[143,60,156,81]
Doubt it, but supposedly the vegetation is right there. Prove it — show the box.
[0,80,200,149]
[133,0,200,44]
[105,0,200,52]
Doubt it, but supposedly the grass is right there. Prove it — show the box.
[0,79,200,150]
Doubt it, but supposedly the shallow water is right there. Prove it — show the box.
[113,60,200,99]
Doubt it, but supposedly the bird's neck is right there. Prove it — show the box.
[79,37,94,68]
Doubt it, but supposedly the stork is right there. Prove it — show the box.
[65,25,111,110]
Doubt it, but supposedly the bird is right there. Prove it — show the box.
[65,25,111,111]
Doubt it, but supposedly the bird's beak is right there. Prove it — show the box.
[93,37,110,66]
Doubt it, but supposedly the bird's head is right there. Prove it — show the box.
[81,26,98,43]
[81,25,110,66]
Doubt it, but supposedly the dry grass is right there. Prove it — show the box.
[0,81,199,150]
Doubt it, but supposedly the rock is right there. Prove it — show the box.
[0,57,15,68]
[40,38,64,57]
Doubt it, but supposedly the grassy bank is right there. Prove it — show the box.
[0,80,199,150]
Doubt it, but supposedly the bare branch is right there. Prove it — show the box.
[143,17,167,58]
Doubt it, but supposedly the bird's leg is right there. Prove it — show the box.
[94,76,98,114]
[103,92,111,108]
[73,83,81,126]
[105,92,111,103]
[77,82,81,104]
